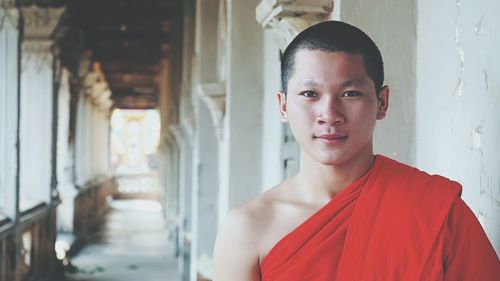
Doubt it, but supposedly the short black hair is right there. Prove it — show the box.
[281,21,384,95]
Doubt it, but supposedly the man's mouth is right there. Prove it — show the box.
[315,133,348,145]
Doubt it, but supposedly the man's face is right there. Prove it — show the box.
[278,49,389,166]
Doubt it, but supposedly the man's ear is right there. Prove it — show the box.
[277,91,288,123]
[376,86,389,120]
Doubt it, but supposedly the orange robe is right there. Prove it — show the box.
[260,155,500,280]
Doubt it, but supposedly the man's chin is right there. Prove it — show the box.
[313,153,349,167]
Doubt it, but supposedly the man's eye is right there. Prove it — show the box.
[301,91,318,98]
[341,91,361,97]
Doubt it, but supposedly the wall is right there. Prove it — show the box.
[56,68,77,232]
[221,0,264,210]
[0,5,19,219]
[193,100,219,278]
[19,40,54,210]
[261,28,284,190]
[339,0,418,164]
[416,0,500,253]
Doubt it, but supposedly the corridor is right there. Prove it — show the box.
[60,199,180,281]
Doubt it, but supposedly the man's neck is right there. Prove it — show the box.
[293,148,375,206]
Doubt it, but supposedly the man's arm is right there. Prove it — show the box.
[213,207,262,281]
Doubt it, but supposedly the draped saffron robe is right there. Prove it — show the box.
[260,155,500,280]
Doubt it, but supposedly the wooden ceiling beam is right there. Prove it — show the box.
[112,94,158,110]
[101,63,162,75]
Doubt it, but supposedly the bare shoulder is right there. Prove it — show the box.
[212,184,286,281]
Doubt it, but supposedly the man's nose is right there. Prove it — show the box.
[316,96,345,126]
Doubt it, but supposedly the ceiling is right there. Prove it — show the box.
[55,0,179,109]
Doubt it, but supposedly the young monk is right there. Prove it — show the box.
[213,21,500,280]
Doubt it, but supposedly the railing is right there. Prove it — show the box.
[0,201,59,281]
[72,177,116,251]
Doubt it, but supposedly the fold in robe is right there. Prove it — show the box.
[260,155,500,280]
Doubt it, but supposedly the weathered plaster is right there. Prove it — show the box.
[221,0,264,210]
[416,0,500,254]
[261,28,283,190]
[339,0,418,164]
[454,0,464,97]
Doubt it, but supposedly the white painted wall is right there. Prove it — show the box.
[191,0,221,279]
[416,0,500,254]
[338,0,418,164]
[220,0,264,211]
[56,68,77,232]
[0,6,19,219]
[193,100,219,278]
[75,94,110,186]
[19,42,54,210]
[338,0,499,254]
[261,28,284,191]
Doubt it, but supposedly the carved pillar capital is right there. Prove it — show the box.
[0,3,19,30]
[20,5,64,40]
[197,82,226,142]
[256,0,333,51]
[20,6,64,71]
[82,63,113,112]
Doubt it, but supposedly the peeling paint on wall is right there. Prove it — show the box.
[454,0,464,97]
[474,16,484,35]
[418,0,500,255]
[479,173,500,206]
[477,210,486,229]
[471,125,483,152]
[483,70,489,90]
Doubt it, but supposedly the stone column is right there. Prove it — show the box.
[56,68,77,232]
[75,62,113,186]
[190,0,222,279]
[18,5,64,210]
[0,1,20,219]
[216,0,266,220]
[169,123,193,278]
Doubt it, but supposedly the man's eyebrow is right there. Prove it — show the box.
[341,79,369,87]
[299,80,320,87]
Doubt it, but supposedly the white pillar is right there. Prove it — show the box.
[19,6,64,210]
[0,4,19,219]
[218,0,265,216]
[75,93,91,185]
[192,98,219,279]
[169,123,193,276]
[56,68,77,232]
[75,64,112,186]
[190,0,220,279]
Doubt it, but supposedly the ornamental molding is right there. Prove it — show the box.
[0,1,15,9]
[20,5,64,40]
[21,39,52,72]
[82,63,113,112]
[255,0,333,51]
[0,5,19,30]
[197,81,226,141]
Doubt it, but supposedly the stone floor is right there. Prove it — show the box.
[59,199,181,281]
